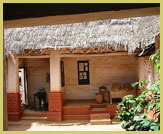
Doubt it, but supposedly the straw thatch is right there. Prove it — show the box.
[4,15,160,56]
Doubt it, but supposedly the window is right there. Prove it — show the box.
[78,61,90,85]
[61,61,65,87]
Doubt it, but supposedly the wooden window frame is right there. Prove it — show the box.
[78,60,90,85]
[61,61,65,87]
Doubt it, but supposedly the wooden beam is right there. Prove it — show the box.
[60,52,137,57]
[106,47,114,52]
[34,49,41,55]
[22,50,29,55]
[27,50,34,55]
[4,7,159,28]
[60,48,72,54]
[100,47,108,53]
[17,55,50,58]
[72,48,84,54]
[85,48,99,54]
[155,35,160,51]
[40,48,49,55]
[114,45,127,52]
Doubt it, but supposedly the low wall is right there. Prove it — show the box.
[62,55,138,100]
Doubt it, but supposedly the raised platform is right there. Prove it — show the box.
[64,99,113,107]
[20,99,118,124]
[63,99,118,121]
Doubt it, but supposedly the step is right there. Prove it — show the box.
[21,116,47,120]
[90,119,112,125]
[90,113,110,120]
[23,113,46,117]
[112,118,121,124]
[91,104,107,108]
[63,115,90,120]
[107,104,117,115]
[63,106,90,115]
[91,107,108,114]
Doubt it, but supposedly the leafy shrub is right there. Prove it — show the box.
[117,49,160,131]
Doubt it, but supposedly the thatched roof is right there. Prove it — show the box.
[4,15,160,56]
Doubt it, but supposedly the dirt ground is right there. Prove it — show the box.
[8,119,125,131]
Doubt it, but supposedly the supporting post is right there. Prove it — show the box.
[138,56,158,120]
[7,54,22,121]
[155,35,160,52]
[137,57,154,96]
[3,57,8,130]
[47,49,63,121]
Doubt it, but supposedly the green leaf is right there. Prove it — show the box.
[154,63,160,70]
[148,102,158,110]
[136,105,142,112]
[149,54,155,61]
[151,125,159,131]
[128,125,135,131]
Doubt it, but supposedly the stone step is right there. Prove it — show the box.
[91,107,108,114]
[91,104,107,108]
[63,106,90,115]
[90,119,112,125]
[21,116,47,120]
[23,113,47,117]
[90,113,110,120]
[63,114,90,120]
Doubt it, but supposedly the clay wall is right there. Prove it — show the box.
[62,55,138,100]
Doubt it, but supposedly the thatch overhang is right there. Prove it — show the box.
[4,15,160,56]
[137,43,155,57]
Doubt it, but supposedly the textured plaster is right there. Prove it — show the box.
[62,55,138,100]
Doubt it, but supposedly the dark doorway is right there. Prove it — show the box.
[19,67,28,106]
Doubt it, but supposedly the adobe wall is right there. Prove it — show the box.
[138,56,160,87]
[62,55,138,100]
[137,56,159,88]
[138,56,159,120]
[20,58,50,107]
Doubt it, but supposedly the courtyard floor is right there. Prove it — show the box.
[8,119,124,131]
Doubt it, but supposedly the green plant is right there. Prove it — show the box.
[117,49,160,131]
